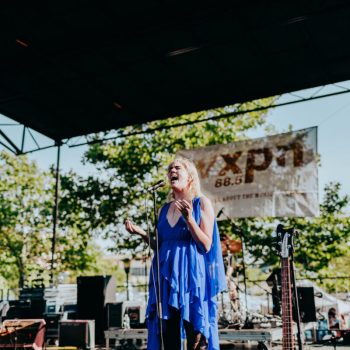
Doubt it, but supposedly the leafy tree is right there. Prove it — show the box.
[0,151,53,288]
[318,250,350,293]
[60,99,276,255]
[0,151,106,288]
[56,97,350,289]
[224,182,350,279]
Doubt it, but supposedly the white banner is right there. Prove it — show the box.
[178,127,319,218]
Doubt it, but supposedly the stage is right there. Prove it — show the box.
[104,327,294,350]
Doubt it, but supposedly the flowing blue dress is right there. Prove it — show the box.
[147,197,227,350]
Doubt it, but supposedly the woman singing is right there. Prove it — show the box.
[125,157,226,350]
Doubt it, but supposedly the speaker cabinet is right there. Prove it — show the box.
[6,300,31,319]
[59,320,95,349]
[296,287,317,323]
[123,301,146,328]
[77,275,116,343]
[106,302,123,328]
[44,313,61,340]
[0,319,46,349]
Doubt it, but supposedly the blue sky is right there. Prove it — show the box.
[1,81,350,206]
[259,84,350,201]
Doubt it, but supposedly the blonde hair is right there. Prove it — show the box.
[168,156,202,199]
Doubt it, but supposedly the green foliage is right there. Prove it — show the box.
[221,182,350,278]
[0,151,53,288]
[317,250,350,293]
[62,98,350,283]
[62,99,276,254]
[0,151,105,288]
[68,101,350,284]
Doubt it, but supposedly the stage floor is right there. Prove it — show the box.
[104,328,350,350]
[89,344,349,350]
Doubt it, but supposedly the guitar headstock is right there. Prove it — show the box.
[276,224,294,258]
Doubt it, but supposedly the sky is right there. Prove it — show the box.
[258,83,350,201]
[1,81,350,206]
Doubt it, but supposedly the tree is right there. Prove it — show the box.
[0,151,106,288]
[60,100,350,282]
[60,99,276,255]
[0,151,53,288]
[225,182,350,279]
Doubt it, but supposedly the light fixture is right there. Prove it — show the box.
[15,39,29,48]
[167,46,201,57]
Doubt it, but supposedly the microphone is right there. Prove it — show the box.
[147,180,165,192]
[217,207,225,218]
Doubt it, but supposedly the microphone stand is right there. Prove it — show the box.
[149,187,165,350]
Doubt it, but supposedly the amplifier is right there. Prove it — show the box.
[6,300,31,319]
[106,302,123,328]
[0,319,46,349]
[59,320,95,349]
[19,288,45,300]
[123,301,146,328]
[44,313,61,340]
[295,287,317,323]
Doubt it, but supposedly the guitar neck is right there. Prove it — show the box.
[281,257,294,350]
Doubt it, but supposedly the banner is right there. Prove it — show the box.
[178,127,319,218]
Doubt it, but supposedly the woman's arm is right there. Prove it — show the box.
[175,196,214,252]
[124,219,156,249]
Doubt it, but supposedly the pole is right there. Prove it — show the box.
[50,142,61,286]
[151,189,164,350]
[126,271,129,301]
[238,229,249,318]
[144,257,148,304]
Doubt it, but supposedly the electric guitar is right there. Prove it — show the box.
[276,224,295,350]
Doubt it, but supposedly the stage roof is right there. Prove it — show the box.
[1,1,350,141]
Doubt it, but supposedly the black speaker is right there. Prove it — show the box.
[295,287,317,323]
[266,269,281,316]
[126,306,142,328]
[18,288,46,318]
[77,275,116,343]
[271,285,281,316]
[6,300,31,319]
[44,313,61,340]
[106,302,123,328]
[59,320,95,349]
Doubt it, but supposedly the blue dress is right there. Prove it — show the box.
[147,197,227,350]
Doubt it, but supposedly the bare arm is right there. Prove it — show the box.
[174,196,214,252]
[124,219,156,249]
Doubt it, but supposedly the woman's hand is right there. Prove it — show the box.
[174,199,193,221]
[179,196,214,253]
[124,219,146,237]
[124,218,154,248]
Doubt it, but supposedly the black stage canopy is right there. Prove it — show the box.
[1,1,350,141]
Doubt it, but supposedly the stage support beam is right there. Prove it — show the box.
[50,141,62,286]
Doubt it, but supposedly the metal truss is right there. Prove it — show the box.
[0,123,65,155]
[1,82,350,155]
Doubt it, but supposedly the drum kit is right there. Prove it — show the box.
[218,235,281,330]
